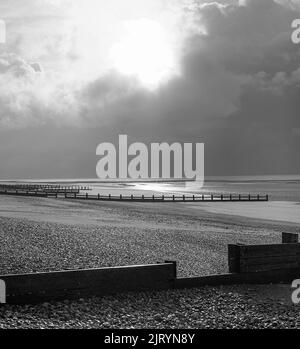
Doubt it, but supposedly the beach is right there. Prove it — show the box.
[0,195,297,277]
[0,175,300,328]
[1,0,300,332]
[0,193,299,328]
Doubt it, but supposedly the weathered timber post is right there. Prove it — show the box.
[164,260,177,279]
[282,232,299,244]
[228,244,241,273]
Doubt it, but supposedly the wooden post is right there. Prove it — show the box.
[228,244,241,273]
[164,260,177,279]
[193,195,195,201]
[266,194,269,201]
[131,195,134,201]
[183,195,185,202]
[282,232,299,244]
[109,194,111,200]
[173,195,175,202]
[211,194,213,201]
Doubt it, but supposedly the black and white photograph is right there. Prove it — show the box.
[0,0,300,336]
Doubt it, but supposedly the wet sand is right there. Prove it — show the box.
[189,201,300,225]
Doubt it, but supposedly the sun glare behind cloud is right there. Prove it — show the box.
[34,1,185,90]
[110,18,179,89]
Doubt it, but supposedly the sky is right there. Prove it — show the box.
[0,0,299,179]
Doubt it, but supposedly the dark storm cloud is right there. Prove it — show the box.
[0,0,300,178]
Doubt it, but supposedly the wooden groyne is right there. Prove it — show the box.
[0,184,91,192]
[1,263,175,304]
[64,193,269,202]
[0,184,91,198]
[0,188,269,203]
[1,233,298,304]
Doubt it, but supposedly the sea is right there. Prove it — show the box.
[2,175,300,202]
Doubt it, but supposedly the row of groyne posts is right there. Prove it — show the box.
[0,184,90,197]
[0,232,298,304]
[0,184,269,202]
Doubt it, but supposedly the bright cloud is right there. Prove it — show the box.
[0,0,299,131]
[1,0,300,177]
